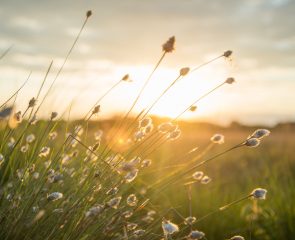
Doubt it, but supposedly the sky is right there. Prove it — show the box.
[0,0,294,126]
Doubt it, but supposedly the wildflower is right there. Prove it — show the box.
[224,50,233,58]
[245,138,260,148]
[85,204,104,218]
[107,196,122,209]
[251,188,267,200]
[92,105,100,115]
[26,134,36,143]
[162,36,175,53]
[249,129,270,139]
[225,77,235,84]
[190,106,197,112]
[86,10,92,18]
[28,97,36,108]
[230,236,245,240]
[47,192,63,201]
[127,194,138,206]
[201,175,211,184]
[192,171,204,180]
[49,131,58,140]
[180,67,190,76]
[125,169,138,183]
[21,144,29,153]
[162,219,179,235]
[139,117,152,128]
[187,230,205,239]
[141,159,152,168]
[0,154,4,166]
[184,216,196,225]
[50,112,58,120]
[210,134,224,144]
[39,147,50,157]
[94,130,103,140]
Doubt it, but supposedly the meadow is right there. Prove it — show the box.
[0,10,294,240]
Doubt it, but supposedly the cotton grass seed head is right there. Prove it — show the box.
[86,10,92,18]
[225,77,235,84]
[230,236,245,240]
[85,204,104,218]
[92,105,100,114]
[187,230,205,239]
[47,192,63,201]
[162,219,179,235]
[192,171,204,180]
[251,188,267,200]
[190,105,197,112]
[224,50,233,58]
[127,194,138,206]
[107,196,122,209]
[50,112,58,120]
[39,147,50,157]
[250,129,270,139]
[201,175,211,184]
[139,117,152,128]
[180,67,190,76]
[125,169,138,183]
[26,134,36,143]
[245,138,260,148]
[210,134,224,144]
[162,36,175,53]
[28,97,36,108]
[184,216,196,225]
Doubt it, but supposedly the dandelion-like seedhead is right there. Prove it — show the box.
[86,10,92,18]
[250,129,270,139]
[224,50,233,58]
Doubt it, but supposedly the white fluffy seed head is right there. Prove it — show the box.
[210,134,224,144]
[127,194,138,206]
[192,171,204,180]
[162,220,179,235]
[107,196,122,209]
[251,188,267,200]
[250,129,270,139]
[245,138,260,148]
[230,236,245,240]
[225,77,235,84]
[188,230,205,239]
[47,192,63,201]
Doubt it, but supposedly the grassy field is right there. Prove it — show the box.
[1,10,294,240]
[0,117,294,240]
